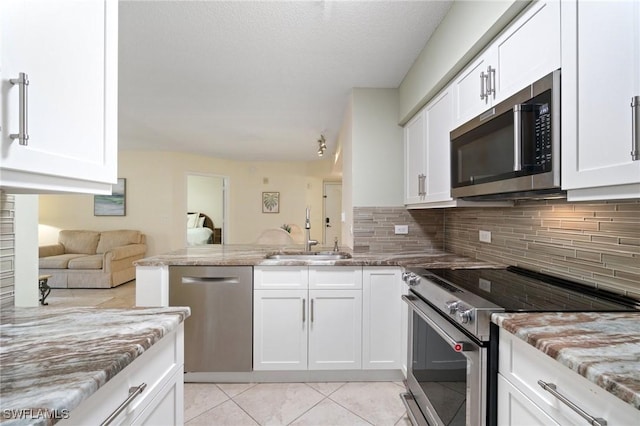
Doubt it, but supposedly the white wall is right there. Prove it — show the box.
[351,88,403,207]
[398,0,528,124]
[339,95,354,248]
[39,151,333,255]
[14,195,38,306]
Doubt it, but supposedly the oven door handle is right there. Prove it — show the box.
[402,295,472,353]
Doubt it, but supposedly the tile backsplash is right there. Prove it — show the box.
[353,200,640,298]
[445,200,640,298]
[353,207,444,253]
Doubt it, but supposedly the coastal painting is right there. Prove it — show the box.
[94,178,126,216]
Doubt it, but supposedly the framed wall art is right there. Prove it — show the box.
[262,191,279,213]
[94,178,126,216]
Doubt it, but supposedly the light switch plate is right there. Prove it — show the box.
[479,230,492,243]
[395,225,409,235]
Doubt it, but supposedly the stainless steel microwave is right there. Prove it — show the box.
[450,69,563,200]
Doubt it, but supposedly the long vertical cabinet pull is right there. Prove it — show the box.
[632,96,639,160]
[310,299,314,322]
[417,174,426,197]
[302,299,306,323]
[480,71,487,100]
[9,73,30,145]
[486,66,496,99]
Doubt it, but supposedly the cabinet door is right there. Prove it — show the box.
[424,88,454,203]
[493,0,560,103]
[497,374,560,426]
[404,110,426,204]
[253,289,308,371]
[562,0,640,199]
[0,0,117,194]
[308,289,362,370]
[362,268,402,370]
[452,54,491,127]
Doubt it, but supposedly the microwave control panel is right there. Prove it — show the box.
[534,102,552,170]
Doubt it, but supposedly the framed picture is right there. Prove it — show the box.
[94,178,126,216]
[262,191,279,213]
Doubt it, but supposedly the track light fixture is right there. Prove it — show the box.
[317,135,327,157]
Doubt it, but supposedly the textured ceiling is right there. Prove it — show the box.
[118,1,452,162]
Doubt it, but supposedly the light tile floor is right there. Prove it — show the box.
[185,382,411,426]
[50,281,411,425]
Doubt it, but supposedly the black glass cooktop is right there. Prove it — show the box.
[423,266,640,312]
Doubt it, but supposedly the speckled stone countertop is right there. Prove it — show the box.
[493,312,640,410]
[0,306,190,425]
[134,244,499,269]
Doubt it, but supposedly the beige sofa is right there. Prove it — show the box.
[39,230,147,289]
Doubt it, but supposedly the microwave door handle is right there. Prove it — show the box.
[513,105,523,171]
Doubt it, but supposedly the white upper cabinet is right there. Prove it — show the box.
[404,111,426,205]
[404,86,455,206]
[0,0,118,194]
[452,0,560,128]
[561,0,640,201]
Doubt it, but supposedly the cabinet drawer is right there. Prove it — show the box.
[499,328,637,425]
[309,266,362,290]
[497,373,560,426]
[62,325,184,425]
[254,266,308,289]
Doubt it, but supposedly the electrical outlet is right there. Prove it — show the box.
[479,230,492,243]
[394,225,409,235]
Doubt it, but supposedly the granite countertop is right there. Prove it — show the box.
[492,312,640,410]
[0,306,191,425]
[134,244,500,269]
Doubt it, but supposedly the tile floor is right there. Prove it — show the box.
[184,382,411,426]
[48,281,411,425]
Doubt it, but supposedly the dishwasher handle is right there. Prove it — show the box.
[181,277,240,284]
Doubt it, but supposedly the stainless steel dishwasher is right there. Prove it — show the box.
[169,266,253,372]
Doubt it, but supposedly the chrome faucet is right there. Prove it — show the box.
[305,207,318,252]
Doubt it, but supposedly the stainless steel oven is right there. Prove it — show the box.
[400,266,640,426]
[402,293,487,426]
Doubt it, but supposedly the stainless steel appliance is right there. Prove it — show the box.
[450,70,562,200]
[169,266,253,372]
[400,266,639,426]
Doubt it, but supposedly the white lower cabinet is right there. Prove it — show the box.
[497,374,559,426]
[308,289,362,370]
[362,268,403,370]
[498,327,637,426]
[253,266,362,371]
[254,289,308,370]
[61,324,184,426]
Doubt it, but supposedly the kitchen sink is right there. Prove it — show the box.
[265,251,352,260]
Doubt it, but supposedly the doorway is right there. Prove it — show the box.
[323,181,342,245]
[186,174,228,245]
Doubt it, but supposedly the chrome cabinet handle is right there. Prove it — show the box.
[311,298,314,322]
[100,383,147,426]
[632,96,639,161]
[486,66,496,98]
[302,298,306,323]
[417,174,426,197]
[480,71,487,100]
[9,73,30,146]
[537,380,607,426]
